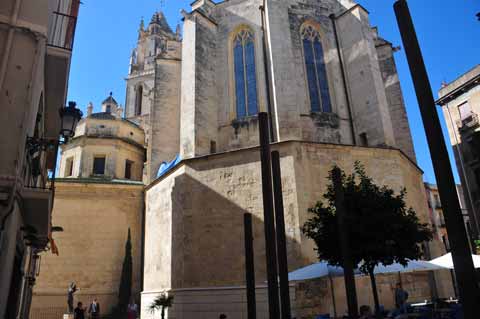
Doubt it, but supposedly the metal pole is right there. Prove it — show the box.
[394,1,480,317]
[258,112,280,319]
[330,14,356,146]
[260,1,275,142]
[271,151,291,319]
[244,213,257,319]
[332,167,358,319]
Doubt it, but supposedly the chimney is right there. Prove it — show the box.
[116,105,124,119]
[87,102,93,116]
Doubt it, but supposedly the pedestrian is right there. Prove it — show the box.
[127,299,139,319]
[394,283,409,314]
[74,302,86,319]
[88,298,100,319]
[219,314,227,319]
[359,305,374,319]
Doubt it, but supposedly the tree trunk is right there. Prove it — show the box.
[161,306,165,319]
[368,269,381,319]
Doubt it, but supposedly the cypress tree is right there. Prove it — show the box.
[117,228,133,316]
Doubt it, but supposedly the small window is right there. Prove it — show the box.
[359,133,368,146]
[135,86,143,116]
[125,160,133,180]
[93,156,106,175]
[475,168,480,186]
[106,105,111,113]
[210,140,217,154]
[458,102,472,121]
[65,157,74,177]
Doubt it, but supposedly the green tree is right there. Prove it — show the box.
[302,163,432,315]
[116,228,133,317]
[149,293,174,319]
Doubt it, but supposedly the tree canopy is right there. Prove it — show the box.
[302,163,433,313]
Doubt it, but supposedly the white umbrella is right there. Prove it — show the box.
[372,260,446,274]
[429,253,480,269]
[288,261,358,281]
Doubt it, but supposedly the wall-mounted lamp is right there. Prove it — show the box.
[26,101,83,154]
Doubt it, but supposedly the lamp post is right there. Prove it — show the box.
[394,1,480,317]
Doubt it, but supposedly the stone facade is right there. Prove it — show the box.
[31,98,146,318]
[58,98,145,182]
[437,65,480,239]
[0,0,80,318]
[142,141,433,319]
[31,180,144,318]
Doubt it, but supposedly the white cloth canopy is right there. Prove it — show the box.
[288,260,443,281]
[288,262,357,281]
[372,260,445,274]
[429,253,480,269]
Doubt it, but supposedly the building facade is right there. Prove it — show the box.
[138,1,438,318]
[437,65,480,240]
[27,0,450,318]
[424,183,471,251]
[0,0,80,318]
[31,97,146,318]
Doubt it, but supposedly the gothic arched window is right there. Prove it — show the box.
[233,29,258,118]
[301,24,332,113]
[135,85,143,116]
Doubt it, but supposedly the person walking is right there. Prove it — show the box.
[88,298,100,319]
[74,302,86,319]
[359,305,374,319]
[127,300,139,319]
[394,283,409,314]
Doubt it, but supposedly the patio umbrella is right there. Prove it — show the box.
[288,262,355,281]
[372,260,446,274]
[429,253,480,269]
[288,262,360,318]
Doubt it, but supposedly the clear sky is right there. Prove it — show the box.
[66,0,480,184]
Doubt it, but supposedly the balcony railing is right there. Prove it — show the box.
[457,113,479,131]
[47,0,80,50]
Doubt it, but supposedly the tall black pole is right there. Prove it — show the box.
[258,112,280,319]
[244,213,257,319]
[394,1,480,317]
[332,167,358,319]
[260,2,275,142]
[271,151,292,319]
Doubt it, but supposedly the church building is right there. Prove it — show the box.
[32,1,451,318]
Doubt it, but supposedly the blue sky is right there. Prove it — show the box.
[66,0,480,184]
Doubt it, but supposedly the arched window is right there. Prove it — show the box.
[301,24,332,113]
[233,29,258,118]
[135,85,143,116]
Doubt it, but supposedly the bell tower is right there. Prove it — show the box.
[125,12,182,183]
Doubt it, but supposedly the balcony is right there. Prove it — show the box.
[47,0,80,51]
[21,187,53,249]
[44,1,81,142]
[457,113,479,132]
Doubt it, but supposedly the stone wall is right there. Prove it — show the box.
[142,140,438,318]
[31,181,144,318]
[147,58,181,182]
[177,0,405,159]
[375,33,416,162]
[295,272,447,319]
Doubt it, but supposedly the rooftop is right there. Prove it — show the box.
[437,65,480,105]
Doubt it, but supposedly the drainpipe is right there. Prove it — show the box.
[260,0,277,142]
[330,13,357,145]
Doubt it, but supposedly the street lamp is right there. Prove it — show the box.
[59,101,83,142]
[26,101,83,154]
